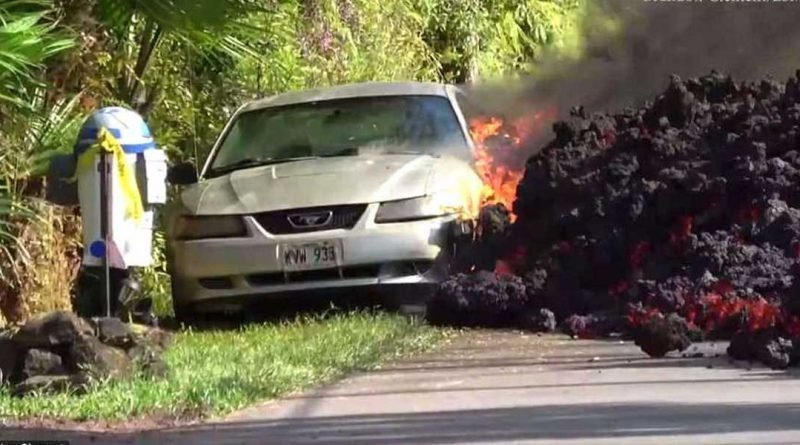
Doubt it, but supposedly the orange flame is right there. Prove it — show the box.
[468,116,521,217]
[468,109,555,222]
[468,109,555,276]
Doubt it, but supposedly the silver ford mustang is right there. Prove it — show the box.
[165,82,485,320]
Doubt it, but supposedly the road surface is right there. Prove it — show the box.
[3,331,800,444]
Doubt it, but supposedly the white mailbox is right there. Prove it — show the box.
[74,107,167,270]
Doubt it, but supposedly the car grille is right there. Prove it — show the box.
[252,204,367,235]
[244,261,433,286]
[246,265,381,286]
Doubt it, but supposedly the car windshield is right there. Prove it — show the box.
[206,95,468,176]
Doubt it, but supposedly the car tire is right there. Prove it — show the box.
[172,302,197,325]
[382,284,435,322]
[397,303,427,321]
[170,280,205,327]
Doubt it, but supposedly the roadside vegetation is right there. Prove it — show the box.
[0,312,445,421]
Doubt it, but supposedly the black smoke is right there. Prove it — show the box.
[463,0,800,150]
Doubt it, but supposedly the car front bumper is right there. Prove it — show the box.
[168,203,457,311]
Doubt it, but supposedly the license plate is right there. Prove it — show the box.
[280,240,341,271]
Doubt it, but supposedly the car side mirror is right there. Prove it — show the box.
[167,162,198,185]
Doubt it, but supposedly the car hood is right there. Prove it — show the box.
[179,154,439,215]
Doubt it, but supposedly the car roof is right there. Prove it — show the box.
[239,81,459,112]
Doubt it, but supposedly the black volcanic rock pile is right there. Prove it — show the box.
[429,71,800,368]
[427,271,528,329]
[0,311,169,396]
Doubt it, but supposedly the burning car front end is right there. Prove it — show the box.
[165,82,484,317]
[169,198,468,315]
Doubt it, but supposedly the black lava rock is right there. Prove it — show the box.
[562,312,620,338]
[437,71,800,364]
[632,314,692,358]
[508,71,800,351]
[92,317,134,348]
[21,349,65,379]
[727,330,757,361]
[728,329,795,369]
[754,335,793,370]
[517,308,557,332]
[12,311,92,348]
[427,271,528,328]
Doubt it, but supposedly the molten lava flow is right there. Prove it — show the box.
[738,204,762,224]
[626,305,663,328]
[494,245,528,277]
[682,291,783,333]
[609,280,630,298]
[669,215,694,247]
[629,241,651,269]
[785,315,800,337]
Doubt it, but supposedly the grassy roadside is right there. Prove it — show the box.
[0,311,446,422]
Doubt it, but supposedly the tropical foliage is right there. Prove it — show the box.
[0,0,604,324]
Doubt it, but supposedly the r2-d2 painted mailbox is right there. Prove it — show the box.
[74,107,168,269]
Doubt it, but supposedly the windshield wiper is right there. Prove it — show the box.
[205,156,317,177]
[320,147,432,157]
[384,149,428,155]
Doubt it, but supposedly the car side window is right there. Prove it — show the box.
[401,96,464,146]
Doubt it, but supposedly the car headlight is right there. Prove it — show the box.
[174,215,247,240]
[375,195,449,223]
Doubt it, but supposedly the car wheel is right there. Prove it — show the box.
[172,302,195,325]
[382,285,435,321]
[398,303,427,321]
[170,280,205,327]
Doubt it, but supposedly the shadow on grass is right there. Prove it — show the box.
[160,292,398,332]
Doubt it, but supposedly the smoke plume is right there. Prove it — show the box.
[465,0,800,149]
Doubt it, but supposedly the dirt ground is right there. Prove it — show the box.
[3,330,800,445]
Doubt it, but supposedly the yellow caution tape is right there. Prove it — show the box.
[72,127,144,222]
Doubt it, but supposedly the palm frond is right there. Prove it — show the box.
[0,4,75,109]
[96,0,265,58]
[23,91,84,176]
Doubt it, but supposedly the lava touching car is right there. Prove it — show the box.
[165,81,486,321]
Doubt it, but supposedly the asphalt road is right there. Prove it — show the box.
[4,331,800,445]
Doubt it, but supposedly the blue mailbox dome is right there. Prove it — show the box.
[75,107,156,155]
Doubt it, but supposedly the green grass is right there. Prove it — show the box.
[0,311,445,422]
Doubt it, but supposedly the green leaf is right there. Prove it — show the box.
[0,6,75,109]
